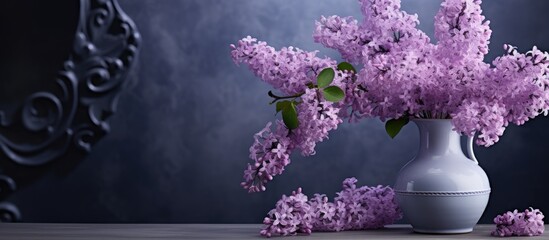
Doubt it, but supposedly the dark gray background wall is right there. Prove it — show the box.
[2,0,549,223]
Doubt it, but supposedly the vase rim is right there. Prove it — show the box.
[410,118,452,122]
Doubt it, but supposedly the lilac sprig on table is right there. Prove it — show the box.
[492,208,545,237]
[260,178,402,237]
[260,188,313,237]
[231,0,549,192]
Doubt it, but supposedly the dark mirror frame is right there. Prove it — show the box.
[0,0,140,222]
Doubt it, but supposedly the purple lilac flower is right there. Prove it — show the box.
[313,15,363,64]
[260,178,402,237]
[232,39,351,191]
[260,188,313,237]
[230,36,335,95]
[291,89,343,156]
[233,0,549,191]
[309,194,347,232]
[492,208,545,237]
[241,121,292,192]
[313,0,549,145]
[434,0,491,64]
[334,178,403,230]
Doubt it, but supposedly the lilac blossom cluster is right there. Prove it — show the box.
[492,208,545,237]
[230,36,336,95]
[453,45,549,146]
[260,178,402,237]
[260,188,313,237]
[231,0,549,192]
[231,37,349,192]
[314,0,549,145]
[241,92,343,192]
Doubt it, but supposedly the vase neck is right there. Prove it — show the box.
[413,119,462,157]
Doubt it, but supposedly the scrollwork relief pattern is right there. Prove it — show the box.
[0,175,20,222]
[0,202,21,222]
[0,0,140,166]
[0,0,140,221]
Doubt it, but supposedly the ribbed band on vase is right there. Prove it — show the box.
[395,189,491,196]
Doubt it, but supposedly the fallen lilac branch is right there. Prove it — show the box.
[260,178,402,237]
[492,207,545,237]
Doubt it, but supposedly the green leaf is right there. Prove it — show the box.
[385,117,409,139]
[317,68,335,88]
[337,62,357,73]
[282,102,299,129]
[322,86,345,102]
[276,101,291,113]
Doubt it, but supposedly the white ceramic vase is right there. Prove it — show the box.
[394,119,491,234]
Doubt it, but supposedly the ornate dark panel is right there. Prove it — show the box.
[0,0,140,221]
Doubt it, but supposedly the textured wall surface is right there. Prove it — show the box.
[3,0,549,223]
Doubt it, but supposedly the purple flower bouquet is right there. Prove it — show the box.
[231,0,549,193]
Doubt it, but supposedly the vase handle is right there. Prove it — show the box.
[466,134,479,164]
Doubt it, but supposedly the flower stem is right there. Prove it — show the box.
[268,91,305,104]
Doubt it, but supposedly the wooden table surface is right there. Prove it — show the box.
[0,224,547,240]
